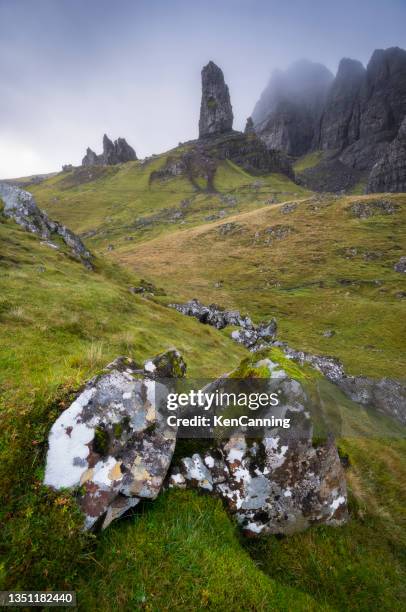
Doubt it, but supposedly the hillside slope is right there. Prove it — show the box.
[2,157,406,609]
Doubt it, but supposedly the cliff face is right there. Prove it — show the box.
[199,61,233,138]
[253,47,406,186]
[252,60,334,156]
[317,58,365,151]
[367,116,406,193]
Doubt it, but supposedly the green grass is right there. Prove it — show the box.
[293,150,324,172]
[2,157,406,610]
[76,490,322,611]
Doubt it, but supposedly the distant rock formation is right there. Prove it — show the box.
[252,60,334,155]
[81,134,137,166]
[199,61,233,138]
[0,183,93,269]
[367,116,406,192]
[252,47,406,191]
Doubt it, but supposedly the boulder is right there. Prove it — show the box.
[44,350,186,529]
[169,356,348,536]
[199,61,233,138]
[394,256,406,273]
[0,183,93,269]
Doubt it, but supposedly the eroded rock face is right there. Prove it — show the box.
[318,58,366,151]
[169,298,277,350]
[0,183,93,269]
[169,357,347,536]
[199,61,233,138]
[367,116,406,193]
[44,350,186,529]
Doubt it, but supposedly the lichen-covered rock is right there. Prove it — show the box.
[0,183,93,269]
[44,350,186,529]
[349,199,398,218]
[199,61,233,138]
[169,357,347,535]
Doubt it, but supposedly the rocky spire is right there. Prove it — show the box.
[102,134,118,164]
[82,147,99,167]
[244,117,255,134]
[199,61,233,138]
[114,137,137,162]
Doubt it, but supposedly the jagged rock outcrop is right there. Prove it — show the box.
[81,134,137,167]
[252,60,334,156]
[199,61,233,138]
[169,299,277,350]
[0,183,93,269]
[317,58,366,151]
[82,147,99,167]
[44,350,186,529]
[367,116,406,192]
[169,356,348,536]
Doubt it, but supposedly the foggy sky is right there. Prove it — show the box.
[1,0,405,178]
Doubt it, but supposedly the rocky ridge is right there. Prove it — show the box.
[0,183,93,269]
[367,116,406,192]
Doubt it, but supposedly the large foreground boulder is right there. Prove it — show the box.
[0,183,93,269]
[169,356,348,535]
[44,350,186,529]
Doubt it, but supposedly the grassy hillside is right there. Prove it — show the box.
[115,193,406,379]
[2,158,406,610]
[30,150,309,251]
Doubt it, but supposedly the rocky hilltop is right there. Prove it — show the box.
[82,134,137,166]
[253,47,406,192]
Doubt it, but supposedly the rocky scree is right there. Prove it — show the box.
[169,298,277,350]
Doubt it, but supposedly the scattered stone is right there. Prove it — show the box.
[129,279,166,296]
[0,183,93,269]
[217,222,242,236]
[349,199,398,218]
[44,350,186,529]
[323,330,335,338]
[394,257,406,273]
[280,202,297,214]
[62,164,73,172]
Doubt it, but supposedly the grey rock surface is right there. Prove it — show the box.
[44,350,186,529]
[169,298,277,350]
[367,116,406,193]
[81,134,137,166]
[169,357,348,536]
[0,183,93,268]
[199,61,233,138]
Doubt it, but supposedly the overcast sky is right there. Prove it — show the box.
[1,0,405,178]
